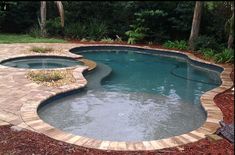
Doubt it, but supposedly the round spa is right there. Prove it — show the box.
[38,46,223,142]
[0,56,83,69]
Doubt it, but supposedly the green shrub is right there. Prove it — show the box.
[30,46,53,53]
[28,25,41,37]
[214,48,234,63]
[193,35,221,51]
[100,37,114,43]
[125,28,146,44]
[200,48,216,60]
[64,23,86,39]
[86,19,108,40]
[163,40,188,50]
[46,17,63,36]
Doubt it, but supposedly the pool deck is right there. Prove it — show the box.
[0,43,233,151]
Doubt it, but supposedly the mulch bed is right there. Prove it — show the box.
[0,42,234,154]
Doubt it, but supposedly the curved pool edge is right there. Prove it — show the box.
[20,44,233,151]
[0,54,85,70]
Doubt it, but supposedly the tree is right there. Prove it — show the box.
[39,1,64,37]
[226,1,234,49]
[188,1,203,50]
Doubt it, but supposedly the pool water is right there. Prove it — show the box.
[38,49,222,141]
[1,57,82,69]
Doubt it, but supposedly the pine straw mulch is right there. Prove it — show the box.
[26,69,76,87]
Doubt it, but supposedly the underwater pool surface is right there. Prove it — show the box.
[38,48,222,141]
[1,56,82,69]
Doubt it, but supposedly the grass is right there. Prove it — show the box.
[0,34,67,44]
[30,46,53,53]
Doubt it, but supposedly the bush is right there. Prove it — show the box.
[64,23,86,39]
[200,48,216,60]
[163,40,188,50]
[64,19,108,40]
[86,19,108,40]
[100,37,114,43]
[30,46,53,53]
[214,48,234,63]
[193,35,222,51]
[28,25,41,37]
[125,28,146,44]
[46,17,63,36]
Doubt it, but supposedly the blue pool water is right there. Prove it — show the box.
[38,48,222,141]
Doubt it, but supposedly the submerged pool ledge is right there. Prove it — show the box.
[20,44,233,151]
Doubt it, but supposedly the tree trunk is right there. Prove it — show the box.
[55,1,64,28]
[39,1,47,37]
[228,34,234,49]
[188,1,203,50]
[228,2,234,49]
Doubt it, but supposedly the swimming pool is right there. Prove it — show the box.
[0,56,83,69]
[38,46,222,141]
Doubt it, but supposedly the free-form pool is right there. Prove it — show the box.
[0,56,82,69]
[38,47,222,141]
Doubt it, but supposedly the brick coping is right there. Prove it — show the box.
[0,43,233,151]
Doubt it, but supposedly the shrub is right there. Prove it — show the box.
[100,37,114,43]
[125,28,146,44]
[28,71,63,82]
[46,17,63,36]
[86,19,108,40]
[200,48,216,60]
[64,22,86,39]
[214,48,234,63]
[163,40,188,50]
[30,46,53,53]
[193,35,221,51]
[28,25,41,38]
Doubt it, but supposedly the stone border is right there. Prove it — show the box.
[0,55,85,71]
[19,44,233,151]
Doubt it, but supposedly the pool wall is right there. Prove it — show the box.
[20,44,233,151]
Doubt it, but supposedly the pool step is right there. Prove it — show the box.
[78,58,96,71]
[85,62,112,89]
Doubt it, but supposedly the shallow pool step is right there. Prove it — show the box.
[79,58,96,71]
[84,62,112,89]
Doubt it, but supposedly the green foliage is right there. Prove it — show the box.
[28,71,63,82]
[193,35,222,51]
[0,1,39,33]
[0,1,233,47]
[214,48,234,63]
[28,25,41,37]
[100,37,114,43]
[86,19,108,40]
[64,19,108,40]
[125,27,147,44]
[125,9,167,44]
[46,17,63,36]
[163,40,188,50]
[30,46,53,53]
[168,2,194,34]
[200,48,216,60]
[64,23,86,39]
